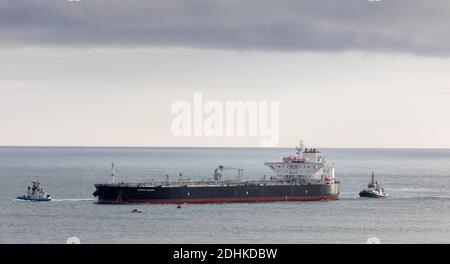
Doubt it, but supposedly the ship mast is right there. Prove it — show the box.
[371,171,375,187]
[111,162,115,184]
[295,140,304,158]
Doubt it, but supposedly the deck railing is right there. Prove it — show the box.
[97,178,338,187]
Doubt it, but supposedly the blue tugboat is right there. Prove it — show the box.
[16,180,51,201]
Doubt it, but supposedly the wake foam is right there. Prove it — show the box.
[51,198,95,202]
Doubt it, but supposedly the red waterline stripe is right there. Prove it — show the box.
[98,195,339,204]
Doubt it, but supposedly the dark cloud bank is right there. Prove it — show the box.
[1,0,449,56]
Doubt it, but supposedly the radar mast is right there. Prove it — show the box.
[295,140,304,157]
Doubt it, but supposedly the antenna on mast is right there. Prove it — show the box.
[295,140,304,157]
[238,169,243,181]
[371,171,375,187]
[111,163,115,184]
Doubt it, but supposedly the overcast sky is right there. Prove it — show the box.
[0,0,449,148]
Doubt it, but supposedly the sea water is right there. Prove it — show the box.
[0,147,449,243]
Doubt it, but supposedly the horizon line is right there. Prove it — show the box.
[0,145,449,150]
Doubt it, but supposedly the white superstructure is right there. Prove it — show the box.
[264,141,335,184]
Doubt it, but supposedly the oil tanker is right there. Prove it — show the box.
[93,141,340,204]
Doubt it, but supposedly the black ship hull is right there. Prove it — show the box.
[93,183,340,204]
[359,190,388,198]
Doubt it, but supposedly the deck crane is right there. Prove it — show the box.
[213,165,244,181]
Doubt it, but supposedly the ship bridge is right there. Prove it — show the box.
[264,141,334,184]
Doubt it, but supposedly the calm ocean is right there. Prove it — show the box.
[1,147,449,244]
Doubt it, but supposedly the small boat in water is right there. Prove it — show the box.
[16,180,51,201]
[359,172,389,198]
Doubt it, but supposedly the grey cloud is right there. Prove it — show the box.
[1,0,450,55]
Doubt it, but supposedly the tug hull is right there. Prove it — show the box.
[359,190,388,198]
[16,196,51,202]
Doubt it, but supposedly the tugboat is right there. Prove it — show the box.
[359,172,389,198]
[16,180,52,201]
